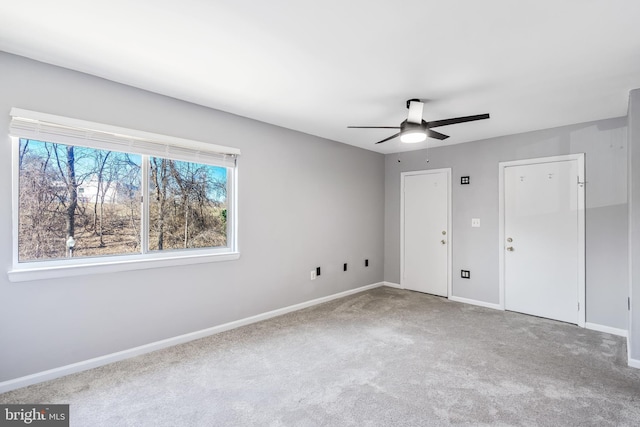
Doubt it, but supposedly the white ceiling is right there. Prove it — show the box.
[1,0,640,154]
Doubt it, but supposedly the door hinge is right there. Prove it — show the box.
[629,297,631,311]
[577,302,580,311]
[577,176,587,187]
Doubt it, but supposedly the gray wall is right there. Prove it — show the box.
[385,119,629,330]
[0,53,385,382]
[629,89,640,360]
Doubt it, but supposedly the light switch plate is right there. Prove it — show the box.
[471,218,480,227]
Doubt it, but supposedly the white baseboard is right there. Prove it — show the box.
[628,358,640,369]
[585,322,628,338]
[448,295,502,310]
[382,281,402,289]
[0,282,386,394]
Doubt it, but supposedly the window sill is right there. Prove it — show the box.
[7,251,240,283]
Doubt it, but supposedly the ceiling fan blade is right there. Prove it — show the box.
[347,126,401,129]
[426,113,490,129]
[406,100,424,124]
[427,129,449,140]
[374,132,401,144]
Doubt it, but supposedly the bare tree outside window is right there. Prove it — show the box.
[17,139,229,263]
[18,139,141,261]
[148,157,228,251]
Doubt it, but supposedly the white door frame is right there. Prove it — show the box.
[498,154,585,326]
[400,168,452,297]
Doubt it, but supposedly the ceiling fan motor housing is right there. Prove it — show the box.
[400,119,426,132]
[400,119,428,143]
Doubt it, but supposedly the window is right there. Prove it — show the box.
[9,109,240,281]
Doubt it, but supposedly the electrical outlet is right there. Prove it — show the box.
[310,270,317,280]
[461,270,471,279]
[472,218,480,227]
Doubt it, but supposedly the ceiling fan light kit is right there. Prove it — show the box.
[400,132,427,143]
[400,125,427,143]
[348,99,490,145]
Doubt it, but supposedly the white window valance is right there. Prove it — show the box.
[9,108,240,167]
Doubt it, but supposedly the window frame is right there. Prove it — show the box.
[8,109,240,282]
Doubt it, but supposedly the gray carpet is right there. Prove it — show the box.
[2,286,640,426]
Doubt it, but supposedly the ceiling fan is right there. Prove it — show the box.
[348,99,490,144]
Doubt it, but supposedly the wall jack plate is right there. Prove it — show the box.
[461,270,471,279]
[310,270,317,280]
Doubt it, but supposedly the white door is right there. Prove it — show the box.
[503,157,584,324]
[401,170,450,296]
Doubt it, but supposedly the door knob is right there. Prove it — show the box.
[506,246,514,251]
[441,240,446,245]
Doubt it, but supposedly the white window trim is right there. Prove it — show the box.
[8,251,241,282]
[8,109,241,282]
